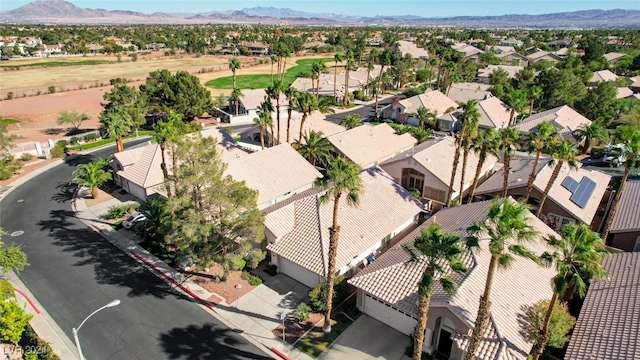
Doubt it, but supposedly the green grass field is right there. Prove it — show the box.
[205,58,333,90]
[0,118,20,125]
[0,59,111,69]
[68,130,153,151]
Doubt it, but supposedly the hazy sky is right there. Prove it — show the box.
[2,0,639,17]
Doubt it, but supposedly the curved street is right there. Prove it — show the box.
[0,140,271,360]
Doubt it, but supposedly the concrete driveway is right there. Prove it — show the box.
[320,315,411,360]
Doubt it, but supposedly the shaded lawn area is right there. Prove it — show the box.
[68,130,153,150]
[205,57,333,90]
[294,313,353,358]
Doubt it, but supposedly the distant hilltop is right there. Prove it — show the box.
[2,0,640,28]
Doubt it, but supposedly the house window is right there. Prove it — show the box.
[548,213,575,227]
[423,186,447,203]
[402,168,425,196]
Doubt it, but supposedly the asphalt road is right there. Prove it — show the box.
[324,96,396,123]
[0,140,270,360]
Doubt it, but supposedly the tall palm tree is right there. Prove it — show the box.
[459,101,481,203]
[504,88,528,126]
[601,125,640,240]
[292,130,333,167]
[340,114,363,130]
[536,140,579,217]
[253,106,273,150]
[259,99,275,147]
[403,223,467,360]
[151,112,182,198]
[231,87,243,116]
[498,127,521,198]
[414,106,436,129]
[266,80,284,145]
[527,85,542,116]
[284,86,298,143]
[574,122,609,155]
[72,160,112,199]
[270,54,278,84]
[333,53,345,101]
[465,198,539,360]
[367,78,380,119]
[377,51,391,105]
[229,57,241,102]
[314,157,363,333]
[100,105,129,153]
[467,128,501,204]
[529,224,608,360]
[343,49,354,106]
[524,123,560,202]
[446,99,477,206]
[294,92,318,142]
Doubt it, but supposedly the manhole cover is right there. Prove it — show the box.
[10,230,24,237]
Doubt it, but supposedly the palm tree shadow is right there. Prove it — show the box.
[159,323,272,359]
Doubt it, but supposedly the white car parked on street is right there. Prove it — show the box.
[123,212,146,229]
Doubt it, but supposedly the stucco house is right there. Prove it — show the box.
[380,136,498,212]
[437,96,512,131]
[588,69,619,84]
[264,167,424,287]
[451,43,484,62]
[607,179,640,252]
[476,65,524,84]
[526,50,562,64]
[381,90,458,126]
[349,199,558,359]
[514,105,591,143]
[398,40,429,60]
[446,82,492,104]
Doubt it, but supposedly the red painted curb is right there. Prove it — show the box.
[270,347,290,360]
[14,288,40,314]
[130,251,213,310]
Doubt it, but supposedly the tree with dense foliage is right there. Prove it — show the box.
[100,82,147,152]
[498,127,520,198]
[524,123,560,202]
[294,92,318,141]
[343,49,354,105]
[573,122,609,155]
[528,223,607,359]
[504,88,529,126]
[152,111,184,197]
[524,301,575,356]
[99,106,133,153]
[467,128,501,203]
[575,81,620,126]
[601,125,640,240]
[71,158,112,199]
[403,223,467,360]
[137,198,171,246]
[465,198,539,359]
[293,130,333,167]
[340,114,363,130]
[0,229,28,275]
[165,134,265,275]
[414,106,437,129]
[0,293,33,345]
[536,68,588,110]
[488,67,510,87]
[56,110,89,130]
[527,85,542,116]
[314,157,362,333]
[536,140,579,217]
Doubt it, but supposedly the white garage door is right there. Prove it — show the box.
[363,293,416,335]
[278,258,321,288]
[128,184,147,203]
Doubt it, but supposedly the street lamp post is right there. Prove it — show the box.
[280,312,287,343]
[72,299,121,360]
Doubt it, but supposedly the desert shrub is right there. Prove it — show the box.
[241,271,262,286]
[402,87,421,98]
[0,279,14,300]
[228,254,246,271]
[6,92,13,100]
[352,89,370,101]
[19,153,34,162]
[47,86,56,94]
[49,141,67,158]
[106,203,140,219]
[69,136,81,145]
[84,133,99,142]
[308,276,349,312]
[294,302,311,323]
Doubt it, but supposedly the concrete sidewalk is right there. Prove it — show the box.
[75,187,314,360]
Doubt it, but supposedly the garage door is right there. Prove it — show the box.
[363,294,416,335]
[128,184,147,202]
[278,258,321,288]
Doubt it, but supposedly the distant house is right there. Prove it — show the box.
[514,105,591,143]
[499,38,523,47]
[291,65,381,101]
[242,41,269,56]
[476,65,524,84]
[265,167,424,287]
[526,50,562,64]
[565,252,640,360]
[490,45,516,54]
[496,51,529,67]
[380,136,498,211]
[474,159,611,230]
[446,82,492,104]
[397,40,429,60]
[382,90,458,126]
[438,96,512,131]
[607,179,640,252]
[617,87,634,99]
[630,75,640,92]
[327,123,417,170]
[588,69,619,84]
[349,199,558,359]
[451,43,484,62]
[227,88,288,124]
[604,52,629,66]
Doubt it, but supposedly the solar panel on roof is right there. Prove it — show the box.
[561,176,580,192]
[569,177,597,209]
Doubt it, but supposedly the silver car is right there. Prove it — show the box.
[123,212,146,229]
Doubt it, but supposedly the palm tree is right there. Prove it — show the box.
[368,78,380,119]
[259,99,275,147]
[229,57,241,102]
[333,53,345,101]
[72,160,112,199]
[446,99,478,206]
[270,54,277,83]
[293,130,333,167]
[467,128,501,204]
[343,49,354,106]
[527,85,542,116]
[151,112,183,198]
[314,157,363,333]
[524,123,560,202]
[394,124,413,135]
[266,80,284,145]
[504,88,528,126]
[403,223,467,360]
[284,86,299,143]
[340,114,363,130]
[414,106,436,129]
[377,51,391,105]
[601,125,640,240]
[294,92,318,142]
[459,101,481,203]
[311,61,327,99]
[231,87,243,116]
[100,105,129,153]
[138,197,171,246]
[536,140,579,217]
[253,106,272,150]
[317,96,336,116]
[411,127,433,144]
[465,198,539,360]
[574,122,609,155]
[498,127,521,198]
[529,224,608,360]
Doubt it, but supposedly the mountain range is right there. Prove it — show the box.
[2,0,639,28]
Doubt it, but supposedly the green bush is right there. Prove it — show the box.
[84,133,99,142]
[69,136,81,145]
[106,203,140,219]
[244,248,265,269]
[49,140,68,158]
[294,302,311,323]
[19,153,34,161]
[19,324,61,360]
[228,254,246,270]
[47,86,56,94]
[308,276,349,312]
[241,271,263,286]
[0,279,15,300]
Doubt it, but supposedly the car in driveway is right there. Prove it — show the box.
[123,212,146,229]
[602,144,626,167]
